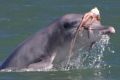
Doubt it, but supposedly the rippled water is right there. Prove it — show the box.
[0,0,120,80]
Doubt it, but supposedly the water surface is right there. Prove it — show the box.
[0,0,120,80]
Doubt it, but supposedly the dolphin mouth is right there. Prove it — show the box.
[88,26,116,35]
[77,7,115,38]
[81,26,115,40]
[100,26,116,34]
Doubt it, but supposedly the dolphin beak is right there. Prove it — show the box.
[108,27,116,34]
[100,26,116,34]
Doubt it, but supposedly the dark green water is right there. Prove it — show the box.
[0,0,120,80]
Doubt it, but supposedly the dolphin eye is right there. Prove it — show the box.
[64,22,71,29]
[64,21,77,29]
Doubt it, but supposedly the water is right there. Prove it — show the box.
[0,0,120,80]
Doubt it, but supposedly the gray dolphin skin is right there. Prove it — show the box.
[0,13,115,70]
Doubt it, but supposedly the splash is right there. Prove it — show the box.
[0,35,113,72]
[0,68,57,72]
[61,35,111,70]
